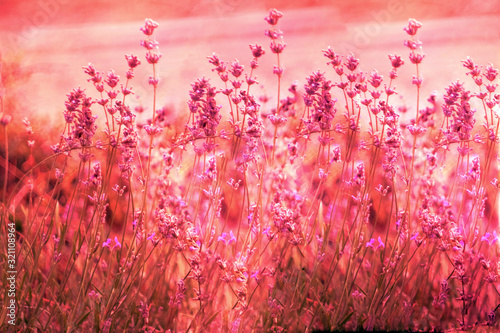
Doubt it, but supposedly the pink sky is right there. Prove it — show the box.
[1,0,500,130]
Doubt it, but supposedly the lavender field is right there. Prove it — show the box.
[1,1,500,332]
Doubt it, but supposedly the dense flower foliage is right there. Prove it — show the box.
[0,12,499,332]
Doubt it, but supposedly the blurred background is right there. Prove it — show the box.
[1,0,500,129]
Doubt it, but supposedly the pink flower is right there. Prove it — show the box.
[113,237,121,250]
[323,47,342,67]
[407,124,426,136]
[318,168,329,180]
[88,290,100,301]
[484,63,498,81]
[229,59,244,78]
[102,237,122,251]
[369,70,383,88]
[140,18,159,36]
[404,39,422,50]
[83,63,97,77]
[270,41,286,54]
[412,75,423,87]
[140,39,158,50]
[263,227,273,240]
[462,57,475,70]
[481,231,498,246]
[409,52,425,64]
[105,70,120,88]
[376,237,385,250]
[218,231,236,246]
[366,237,385,251]
[149,76,160,87]
[102,238,112,249]
[145,52,161,64]
[249,44,265,58]
[345,53,359,72]
[388,54,404,68]
[264,9,283,26]
[273,65,284,77]
[144,124,162,136]
[125,54,141,68]
[403,18,422,36]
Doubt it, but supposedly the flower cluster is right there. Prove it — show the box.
[302,70,337,132]
[6,12,500,333]
[62,87,96,150]
[187,78,221,141]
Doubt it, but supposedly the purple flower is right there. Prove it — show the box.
[345,53,359,72]
[412,75,423,87]
[369,70,383,88]
[250,44,265,58]
[404,39,422,50]
[366,237,385,251]
[102,237,121,251]
[388,54,404,68]
[481,231,498,246]
[229,59,244,78]
[270,41,286,54]
[149,76,160,87]
[83,63,97,77]
[113,237,122,250]
[323,47,342,67]
[140,39,159,50]
[407,124,426,136]
[105,70,120,88]
[376,237,385,250]
[125,54,141,68]
[102,238,112,249]
[263,226,273,240]
[462,57,475,70]
[140,18,159,36]
[218,231,236,246]
[273,65,284,77]
[264,9,283,26]
[250,271,258,279]
[484,63,498,81]
[144,124,162,136]
[403,18,422,36]
[409,52,425,64]
[145,52,161,64]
